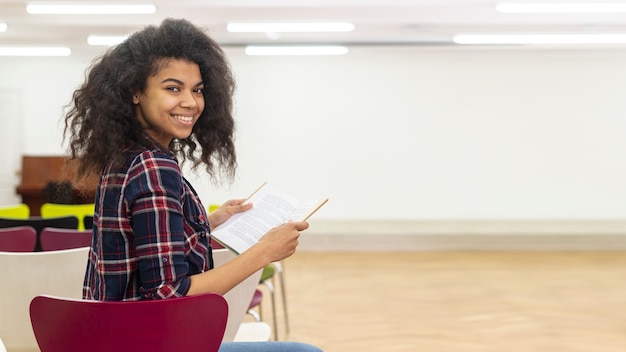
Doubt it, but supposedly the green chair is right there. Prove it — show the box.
[0,204,30,219]
[40,203,95,230]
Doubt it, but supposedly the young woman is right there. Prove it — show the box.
[64,18,322,352]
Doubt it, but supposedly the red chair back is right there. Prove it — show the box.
[211,236,226,249]
[39,227,91,251]
[30,293,229,352]
[0,226,37,252]
[0,216,79,251]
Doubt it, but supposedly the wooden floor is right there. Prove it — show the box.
[250,251,626,352]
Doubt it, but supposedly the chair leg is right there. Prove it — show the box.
[247,309,261,322]
[260,279,277,340]
[274,261,290,335]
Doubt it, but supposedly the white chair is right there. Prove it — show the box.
[234,322,272,342]
[0,247,266,349]
[0,336,7,352]
[212,249,267,342]
[0,247,89,351]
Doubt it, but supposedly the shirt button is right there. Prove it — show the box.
[162,258,168,263]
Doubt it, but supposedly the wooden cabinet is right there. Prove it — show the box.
[16,156,96,216]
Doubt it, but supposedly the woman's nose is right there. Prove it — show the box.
[180,90,198,108]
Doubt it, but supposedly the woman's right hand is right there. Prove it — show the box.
[189,220,309,296]
[255,221,309,262]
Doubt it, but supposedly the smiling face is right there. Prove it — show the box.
[133,58,205,148]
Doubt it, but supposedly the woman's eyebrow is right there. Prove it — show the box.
[160,78,183,85]
[160,78,204,87]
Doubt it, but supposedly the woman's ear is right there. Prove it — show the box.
[132,93,140,104]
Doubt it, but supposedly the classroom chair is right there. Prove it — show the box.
[30,293,228,352]
[0,247,89,351]
[209,204,289,340]
[247,289,264,322]
[40,203,95,230]
[39,227,91,251]
[0,216,79,251]
[0,226,37,252]
[0,204,30,219]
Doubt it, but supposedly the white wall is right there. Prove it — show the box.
[3,46,626,222]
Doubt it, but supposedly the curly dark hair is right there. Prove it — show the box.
[64,18,236,183]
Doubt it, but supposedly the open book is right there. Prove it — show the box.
[210,182,328,255]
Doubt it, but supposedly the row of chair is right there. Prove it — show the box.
[0,202,95,251]
[0,226,91,252]
[0,202,95,230]
[0,247,265,351]
[0,203,279,345]
[0,216,87,251]
[0,204,287,332]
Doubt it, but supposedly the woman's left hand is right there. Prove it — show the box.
[208,199,252,231]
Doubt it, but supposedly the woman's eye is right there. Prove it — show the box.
[166,86,180,92]
[193,87,204,94]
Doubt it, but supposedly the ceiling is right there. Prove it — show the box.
[4,0,626,56]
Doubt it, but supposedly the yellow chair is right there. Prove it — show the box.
[40,203,95,230]
[0,204,30,219]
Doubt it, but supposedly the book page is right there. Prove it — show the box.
[289,199,329,221]
[211,183,327,254]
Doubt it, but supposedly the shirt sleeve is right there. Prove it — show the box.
[124,151,191,299]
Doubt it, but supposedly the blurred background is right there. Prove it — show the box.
[2,0,626,249]
[2,2,626,352]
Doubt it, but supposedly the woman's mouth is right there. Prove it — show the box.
[172,115,193,123]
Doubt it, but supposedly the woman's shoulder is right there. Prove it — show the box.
[125,147,180,173]
[121,148,185,198]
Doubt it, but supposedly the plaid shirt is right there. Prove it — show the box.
[83,147,214,301]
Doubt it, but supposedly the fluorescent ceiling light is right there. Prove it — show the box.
[26,2,156,15]
[0,46,71,56]
[453,33,626,44]
[496,2,626,13]
[87,35,128,46]
[245,45,349,56]
[228,22,355,33]
[0,22,7,32]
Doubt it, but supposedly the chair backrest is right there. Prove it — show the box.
[0,247,89,351]
[0,204,30,219]
[30,293,228,352]
[0,226,37,252]
[0,216,79,251]
[40,227,92,251]
[40,203,95,230]
[212,249,262,342]
[211,235,226,249]
[83,215,94,230]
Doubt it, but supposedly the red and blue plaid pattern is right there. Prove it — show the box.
[83,148,213,301]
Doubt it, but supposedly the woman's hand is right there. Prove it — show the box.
[189,220,308,297]
[253,221,309,263]
[208,199,252,231]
